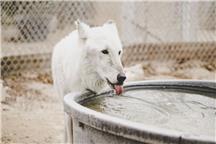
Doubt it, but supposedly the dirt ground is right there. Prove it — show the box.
[1,60,215,144]
[1,72,64,144]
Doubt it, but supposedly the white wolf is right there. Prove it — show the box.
[52,20,126,143]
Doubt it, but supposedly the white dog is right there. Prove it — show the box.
[52,20,126,143]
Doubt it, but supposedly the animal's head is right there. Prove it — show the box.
[76,20,126,95]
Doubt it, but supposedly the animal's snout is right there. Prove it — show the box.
[117,73,126,85]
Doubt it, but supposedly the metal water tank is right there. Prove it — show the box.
[64,80,216,144]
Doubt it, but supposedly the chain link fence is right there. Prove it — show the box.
[1,1,216,78]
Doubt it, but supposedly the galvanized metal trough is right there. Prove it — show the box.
[64,80,216,144]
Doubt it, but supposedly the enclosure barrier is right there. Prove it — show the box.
[1,42,216,77]
[1,1,216,78]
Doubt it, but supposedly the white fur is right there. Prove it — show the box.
[51,20,124,143]
[52,21,124,97]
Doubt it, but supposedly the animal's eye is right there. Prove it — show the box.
[101,49,109,54]
[118,51,121,55]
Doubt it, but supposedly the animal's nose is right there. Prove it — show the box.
[117,73,126,85]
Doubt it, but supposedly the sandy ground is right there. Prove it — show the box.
[1,60,215,144]
[1,73,64,144]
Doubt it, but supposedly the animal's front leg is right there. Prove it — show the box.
[64,112,73,144]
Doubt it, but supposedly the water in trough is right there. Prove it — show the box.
[83,89,216,138]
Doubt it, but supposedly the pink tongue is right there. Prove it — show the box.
[114,85,123,95]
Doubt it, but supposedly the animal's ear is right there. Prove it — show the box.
[75,19,90,40]
[103,20,118,34]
